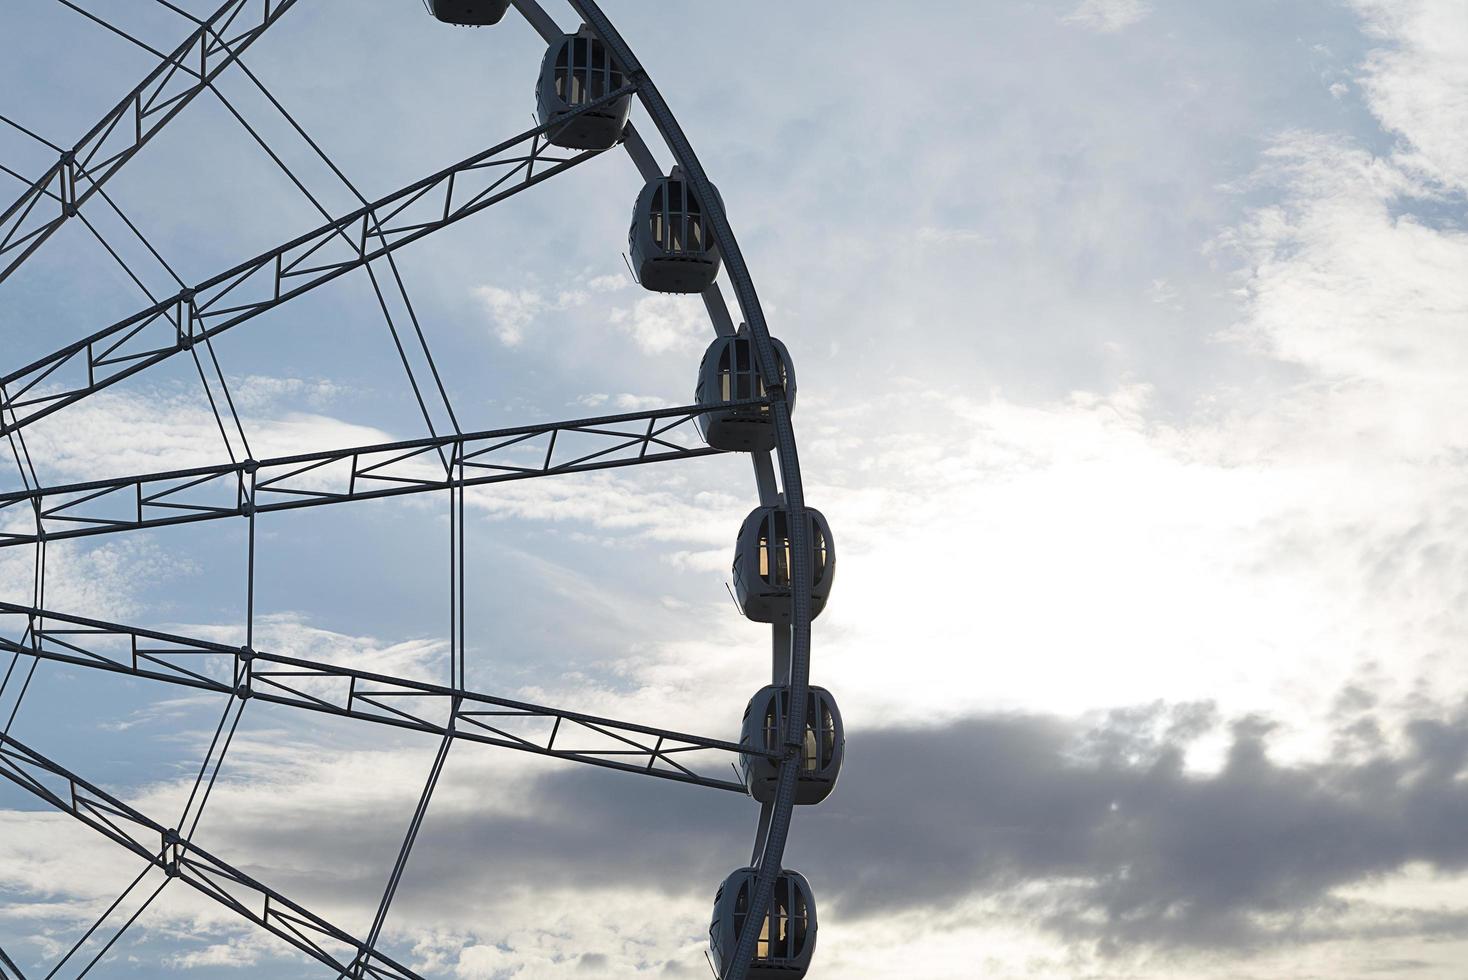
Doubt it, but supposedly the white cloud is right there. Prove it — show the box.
[472,285,549,347]
[472,279,603,347]
[607,294,707,355]
[1063,0,1152,33]
[231,375,344,411]
[1353,0,1468,191]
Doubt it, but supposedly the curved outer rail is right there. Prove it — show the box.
[523,4,820,977]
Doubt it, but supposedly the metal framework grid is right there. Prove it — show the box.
[0,3,823,979]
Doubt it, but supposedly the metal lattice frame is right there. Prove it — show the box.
[0,0,301,285]
[0,3,825,979]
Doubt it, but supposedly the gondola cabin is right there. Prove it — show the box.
[733,505,834,624]
[428,0,510,25]
[740,685,844,805]
[629,167,723,293]
[709,868,817,979]
[536,26,632,150]
[695,329,795,452]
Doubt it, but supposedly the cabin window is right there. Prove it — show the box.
[761,691,838,773]
[554,36,624,106]
[649,178,707,256]
[758,512,826,588]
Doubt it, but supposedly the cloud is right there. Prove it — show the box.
[472,285,592,347]
[607,295,708,355]
[9,690,1468,975]
[1063,0,1152,33]
[1352,0,1468,191]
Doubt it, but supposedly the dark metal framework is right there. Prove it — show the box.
[0,400,749,547]
[0,730,429,980]
[0,3,821,979]
[0,601,768,793]
[0,0,300,285]
[0,86,631,437]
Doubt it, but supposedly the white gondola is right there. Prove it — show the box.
[536,26,632,150]
[695,327,795,452]
[427,0,510,25]
[709,868,817,979]
[733,505,834,624]
[628,167,723,293]
[740,685,843,805]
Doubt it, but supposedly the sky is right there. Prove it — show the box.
[1,0,1468,977]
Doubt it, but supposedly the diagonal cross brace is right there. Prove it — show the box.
[0,399,751,547]
[0,601,770,793]
[0,731,427,980]
[0,0,301,285]
[0,84,635,437]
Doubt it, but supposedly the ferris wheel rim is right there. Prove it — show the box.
[554,3,821,977]
[0,3,826,978]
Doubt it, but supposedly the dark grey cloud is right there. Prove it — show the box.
[212,692,1468,959]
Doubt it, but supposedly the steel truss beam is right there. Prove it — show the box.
[0,0,300,285]
[0,400,747,547]
[0,602,768,793]
[0,84,634,437]
[0,730,426,980]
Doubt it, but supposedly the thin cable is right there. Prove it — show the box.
[183,696,246,841]
[0,160,55,192]
[0,114,63,154]
[457,480,465,688]
[383,249,461,435]
[42,863,153,979]
[150,0,203,24]
[201,333,252,460]
[1,659,38,738]
[90,183,186,288]
[75,210,170,310]
[341,719,456,980]
[222,55,462,435]
[52,1,173,62]
[188,344,241,465]
[71,875,170,979]
[0,942,28,980]
[213,73,451,455]
[245,506,256,649]
[363,262,449,460]
[175,692,238,833]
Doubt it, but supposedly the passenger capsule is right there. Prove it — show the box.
[427,0,510,25]
[536,26,632,150]
[629,167,722,293]
[733,505,834,624]
[695,328,795,453]
[740,685,844,805]
[709,867,817,980]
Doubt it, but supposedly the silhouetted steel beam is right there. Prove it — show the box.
[0,730,427,980]
[0,399,748,547]
[0,0,300,284]
[0,601,767,793]
[0,943,25,980]
[0,84,634,437]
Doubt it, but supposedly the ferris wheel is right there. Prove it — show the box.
[0,1,842,978]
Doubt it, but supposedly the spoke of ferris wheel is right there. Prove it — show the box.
[73,147,251,462]
[46,696,237,980]
[207,60,459,444]
[0,602,772,794]
[53,0,172,61]
[0,731,429,980]
[0,85,632,439]
[0,399,746,548]
[0,945,25,980]
[0,0,301,286]
[343,723,455,980]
